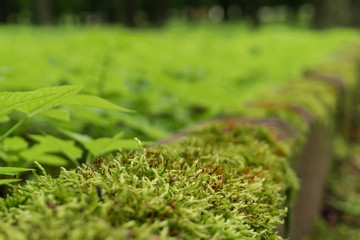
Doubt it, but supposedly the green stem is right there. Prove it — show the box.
[0,116,29,143]
[86,151,93,165]
[160,157,169,176]
[0,108,51,143]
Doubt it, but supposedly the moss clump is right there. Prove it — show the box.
[0,124,296,239]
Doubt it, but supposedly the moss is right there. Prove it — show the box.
[0,124,296,240]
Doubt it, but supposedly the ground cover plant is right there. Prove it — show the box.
[0,124,297,239]
[0,85,138,184]
[0,23,356,141]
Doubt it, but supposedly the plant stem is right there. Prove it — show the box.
[0,116,29,143]
[86,151,93,164]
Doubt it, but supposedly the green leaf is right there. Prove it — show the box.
[3,136,29,151]
[0,115,9,123]
[101,139,145,151]
[0,179,21,185]
[60,129,143,156]
[0,152,22,164]
[20,134,82,166]
[83,138,116,156]
[27,134,82,160]
[61,95,133,112]
[0,85,82,117]
[38,109,70,121]
[83,137,145,156]
[0,167,34,175]
[112,132,124,140]
[84,132,124,156]
[117,113,170,139]
[30,154,69,166]
[59,129,92,144]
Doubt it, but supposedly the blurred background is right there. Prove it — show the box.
[0,0,359,29]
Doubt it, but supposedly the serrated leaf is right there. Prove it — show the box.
[102,139,143,151]
[117,113,170,139]
[59,129,93,144]
[21,148,69,166]
[0,152,22,164]
[0,151,9,160]
[113,132,124,140]
[38,109,70,121]
[61,95,133,112]
[30,154,69,166]
[21,135,81,166]
[60,129,138,156]
[27,134,82,160]
[3,136,28,151]
[0,167,33,175]
[0,115,9,123]
[83,137,144,156]
[0,85,81,117]
[82,132,125,156]
[83,138,115,156]
[0,179,21,185]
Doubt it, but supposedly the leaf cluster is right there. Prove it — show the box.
[0,86,132,184]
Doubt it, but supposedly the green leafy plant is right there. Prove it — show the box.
[0,85,132,182]
[60,129,151,164]
[0,25,355,140]
[0,167,34,185]
[0,85,130,140]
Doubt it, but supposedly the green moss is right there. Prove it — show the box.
[0,124,296,239]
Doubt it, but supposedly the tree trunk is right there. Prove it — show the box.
[312,0,353,29]
[148,0,167,26]
[123,0,136,27]
[105,0,122,23]
[33,0,53,25]
[0,0,9,23]
[351,0,360,27]
[243,0,260,27]
[285,0,303,23]
[218,0,230,20]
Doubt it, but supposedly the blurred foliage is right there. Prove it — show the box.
[0,0,311,25]
[0,85,136,184]
[1,0,359,29]
[0,23,356,140]
[309,219,360,240]
[309,137,360,239]
[0,24,357,181]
